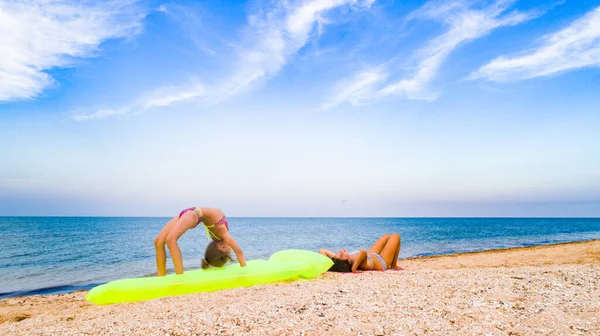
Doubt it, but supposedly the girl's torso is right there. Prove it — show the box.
[350,252,385,271]
[196,208,228,241]
[197,208,225,226]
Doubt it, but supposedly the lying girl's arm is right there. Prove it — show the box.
[352,249,367,272]
[221,233,247,267]
[318,249,335,258]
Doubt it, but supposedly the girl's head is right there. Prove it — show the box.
[328,249,352,272]
[334,249,350,260]
[328,258,352,272]
[202,240,232,269]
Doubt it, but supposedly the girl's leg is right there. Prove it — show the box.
[368,234,391,254]
[165,212,198,274]
[390,234,402,269]
[379,233,401,269]
[154,216,179,276]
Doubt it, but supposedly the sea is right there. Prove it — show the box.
[1,217,599,299]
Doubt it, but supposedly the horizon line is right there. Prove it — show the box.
[1,216,599,219]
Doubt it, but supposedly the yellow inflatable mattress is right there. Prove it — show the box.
[85,249,332,305]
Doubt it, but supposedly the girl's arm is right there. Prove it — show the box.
[221,232,247,267]
[318,249,335,258]
[352,249,367,272]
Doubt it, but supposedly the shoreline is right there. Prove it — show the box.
[402,238,600,270]
[1,238,598,300]
[2,239,599,334]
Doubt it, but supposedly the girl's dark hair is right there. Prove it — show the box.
[202,241,232,269]
[328,258,352,272]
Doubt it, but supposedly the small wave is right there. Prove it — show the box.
[0,283,101,300]
[411,238,598,258]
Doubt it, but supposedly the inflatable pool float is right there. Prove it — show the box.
[85,249,332,305]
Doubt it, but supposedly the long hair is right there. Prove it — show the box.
[328,258,352,272]
[202,241,232,269]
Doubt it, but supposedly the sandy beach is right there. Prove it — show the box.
[1,240,599,335]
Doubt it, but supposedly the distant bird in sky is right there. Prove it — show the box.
[340,200,348,204]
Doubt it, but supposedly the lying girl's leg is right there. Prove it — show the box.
[368,234,391,254]
[154,216,179,276]
[379,233,401,269]
[390,234,402,269]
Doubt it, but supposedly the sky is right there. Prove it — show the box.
[0,0,599,217]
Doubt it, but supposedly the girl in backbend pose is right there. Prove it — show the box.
[318,233,402,272]
[154,207,246,275]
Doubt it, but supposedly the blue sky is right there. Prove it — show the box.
[1,0,599,217]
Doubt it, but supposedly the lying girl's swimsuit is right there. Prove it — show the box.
[178,207,229,241]
[367,252,387,270]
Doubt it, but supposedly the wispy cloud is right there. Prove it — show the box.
[471,6,600,82]
[0,0,146,102]
[321,66,388,109]
[323,0,539,108]
[72,83,207,121]
[73,0,375,120]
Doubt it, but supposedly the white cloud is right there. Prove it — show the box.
[323,0,538,108]
[221,0,376,100]
[73,0,375,120]
[71,107,129,121]
[0,0,146,102]
[472,6,600,82]
[321,66,387,109]
[72,83,207,121]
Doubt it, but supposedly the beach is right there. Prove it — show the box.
[1,240,599,335]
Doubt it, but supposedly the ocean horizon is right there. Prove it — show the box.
[2,216,599,299]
